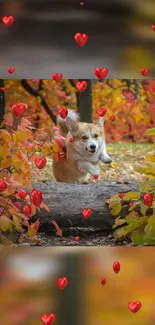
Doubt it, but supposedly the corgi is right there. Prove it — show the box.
[52,110,112,183]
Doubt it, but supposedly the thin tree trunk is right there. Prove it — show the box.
[0,80,5,126]
[77,79,92,122]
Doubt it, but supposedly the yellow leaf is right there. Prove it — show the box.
[0,129,12,144]
[0,215,13,232]
[0,145,10,159]
[146,128,155,136]
[52,140,62,153]
[36,96,42,104]
[111,162,120,168]
[0,157,11,168]
[109,197,122,216]
[12,215,22,232]
[13,129,31,144]
[123,192,140,201]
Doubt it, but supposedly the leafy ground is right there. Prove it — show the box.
[32,142,152,183]
[13,142,152,247]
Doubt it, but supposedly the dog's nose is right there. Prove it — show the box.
[90,144,96,150]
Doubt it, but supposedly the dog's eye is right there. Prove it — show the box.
[94,134,98,138]
[82,135,88,140]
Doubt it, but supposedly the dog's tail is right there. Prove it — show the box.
[57,109,79,137]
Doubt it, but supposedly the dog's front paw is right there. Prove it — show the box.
[100,154,112,164]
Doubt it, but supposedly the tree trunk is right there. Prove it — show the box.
[77,79,92,123]
[0,80,5,126]
[28,181,140,232]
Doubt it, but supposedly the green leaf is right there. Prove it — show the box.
[143,234,155,245]
[139,179,155,192]
[12,215,22,232]
[0,234,13,246]
[0,215,13,232]
[139,202,148,216]
[131,229,144,245]
[123,192,140,201]
[126,211,139,223]
[112,218,127,229]
[109,197,122,216]
[146,127,155,135]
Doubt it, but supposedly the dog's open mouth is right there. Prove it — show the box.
[86,148,96,153]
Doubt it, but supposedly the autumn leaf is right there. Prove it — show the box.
[12,215,23,232]
[0,215,13,232]
[123,192,140,201]
[108,196,122,216]
[51,220,62,237]
[40,201,50,212]
[28,219,40,238]
[2,112,14,126]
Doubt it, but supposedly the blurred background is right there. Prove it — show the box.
[0,0,155,78]
[1,247,155,325]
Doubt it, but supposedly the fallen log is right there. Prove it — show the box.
[30,181,139,232]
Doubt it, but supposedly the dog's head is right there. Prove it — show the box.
[66,115,105,154]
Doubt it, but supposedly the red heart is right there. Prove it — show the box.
[31,188,43,207]
[58,107,68,119]
[8,67,15,74]
[94,68,109,79]
[18,189,28,199]
[140,68,149,76]
[80,2,84,5]
[134,211,138,217]
[74,236,80,242]
[52,73,63,82]
[76,80,87,92]
[143,193,153,207]
[128,301,142,313]
[69,137,74,143]
[41,314,56,325]
[152,25,155,31]
[23,205,32,217]
[0,87,5,91]
[82,208,92,219]
[0,179,7,192]
[101,277,106,286]
[34,157,47,169]
[93,174,98,179]
[113,261,120,274]
[97,108,107,117]
[110,115,115,121]
[2,16,14,26]
[118,193,124,199]
[74,33,88,47]
[11,103,27,117]
[57,277,68,290]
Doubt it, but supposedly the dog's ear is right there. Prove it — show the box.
[66,116,79,136]
[96,116,105,128]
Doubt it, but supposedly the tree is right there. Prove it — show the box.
[0,80,5,126]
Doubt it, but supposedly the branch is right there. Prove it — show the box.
[20,79,57,124]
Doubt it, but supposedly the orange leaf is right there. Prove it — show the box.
[2,112,14,126]
[51,220,62,237]
[40,201,50,212]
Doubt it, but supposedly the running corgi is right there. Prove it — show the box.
[52,110,112,183]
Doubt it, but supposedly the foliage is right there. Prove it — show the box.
[4,79,155,143]
[0,105,63,245]
[110,130,155,245]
